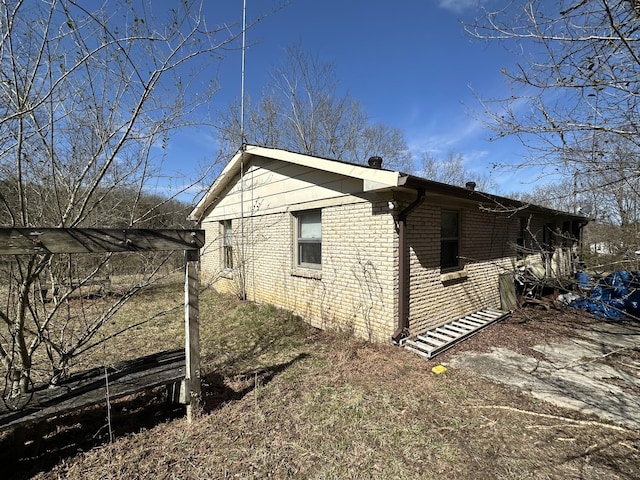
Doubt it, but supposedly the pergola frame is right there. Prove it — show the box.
[0,227,205,422]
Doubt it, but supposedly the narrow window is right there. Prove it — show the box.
[222,219,233,270]
[516,217,526,258]
[296,210,321,268]
[441,209,459,270]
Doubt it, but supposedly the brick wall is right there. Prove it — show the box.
[200,192,578,343]
[406,201,518,335]
[200,200,398,342]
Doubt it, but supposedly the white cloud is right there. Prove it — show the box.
[406,114,486,157]
[436,0,484,15]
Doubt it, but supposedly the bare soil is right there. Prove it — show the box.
[1,294,639,480]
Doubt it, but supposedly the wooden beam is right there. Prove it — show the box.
[0,228,206,427]
[184,249,202,422]
[0,228,204,255]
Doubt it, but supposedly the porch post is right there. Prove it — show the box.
[184,249,202,421]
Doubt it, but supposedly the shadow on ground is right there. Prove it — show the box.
[0,353,308,480]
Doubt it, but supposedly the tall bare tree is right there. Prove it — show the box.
[420,151,497,191]
[217,46,414,172]
[0,0,238,398]
[466,0,640,263]
[515,135,640,257]
[467,0,640,180]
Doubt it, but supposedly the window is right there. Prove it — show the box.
[296,210,321,268]
[440,209,459,270]
[516,217,526,258]
[222,219,233,270]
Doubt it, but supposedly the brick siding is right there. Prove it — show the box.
[201,200,398,342]
[406,201,517,335]
[200,194,577,343]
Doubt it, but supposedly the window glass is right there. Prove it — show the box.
[297,210,321,268]
[299,210,321,238]
[222,219,233,269]
[441,210,459,270]
[299,242,321,265]
[441,210,458,238]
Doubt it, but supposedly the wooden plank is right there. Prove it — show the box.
[436,326,464,338]
[466,314,489,323]
[405,309,511,361]
[403,342,433,359]
[499,274,518,311]
[469,311,495,323]
[484,307,509,318]
[426,330,456,343]
[458,317,486,328]
[484,306,506,316]
[0,349,185,433]
[471,311,496,320]
[416,335,445,347]
[0,228,204,255]
[404,339,433,354]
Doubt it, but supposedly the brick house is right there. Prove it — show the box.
[190,145,587,345]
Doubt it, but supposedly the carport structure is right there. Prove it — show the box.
[0,227,205,439]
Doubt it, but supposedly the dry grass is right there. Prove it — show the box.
[2,286,639,479]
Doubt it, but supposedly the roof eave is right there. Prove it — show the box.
[188,148,246,222]
[189,145,404,222]
[398,174,589,222]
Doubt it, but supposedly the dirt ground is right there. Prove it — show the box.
[1,300,639,479]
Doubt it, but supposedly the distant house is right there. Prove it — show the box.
[190,145,587,344]
[590,241,615,255]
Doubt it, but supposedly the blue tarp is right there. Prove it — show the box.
[571,270,640,319]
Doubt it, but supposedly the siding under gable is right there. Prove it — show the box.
[202,157,379,221]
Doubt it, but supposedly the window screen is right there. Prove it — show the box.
[297,210,321,268]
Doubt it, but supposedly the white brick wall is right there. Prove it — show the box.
[406,201,519,335]
[200,190,578,342]
[201,200,398,342]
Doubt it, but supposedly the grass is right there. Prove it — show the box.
[2,282,639,479]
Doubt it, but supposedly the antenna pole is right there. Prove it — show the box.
[239,0,247,300]
[240,0,246,144]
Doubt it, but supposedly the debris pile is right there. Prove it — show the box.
[560,270,640,320]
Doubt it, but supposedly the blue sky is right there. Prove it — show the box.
[167,0,535,197]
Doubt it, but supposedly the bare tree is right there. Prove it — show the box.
[467,0,640,180]
[0,0,238,398]
[510,133,640,266]
[217,46,414,172]
[420,151,497,191]
[465,0,640,268]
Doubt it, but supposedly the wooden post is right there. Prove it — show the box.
[184,249,202,422]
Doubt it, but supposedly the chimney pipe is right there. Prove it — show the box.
[368,156,383,169]
[465,181,476,191]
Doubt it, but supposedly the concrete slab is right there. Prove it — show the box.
[449,321,640,429]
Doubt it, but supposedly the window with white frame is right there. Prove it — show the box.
[440,209,460,270]
[222,219,233,270]
[295,209,322,269]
